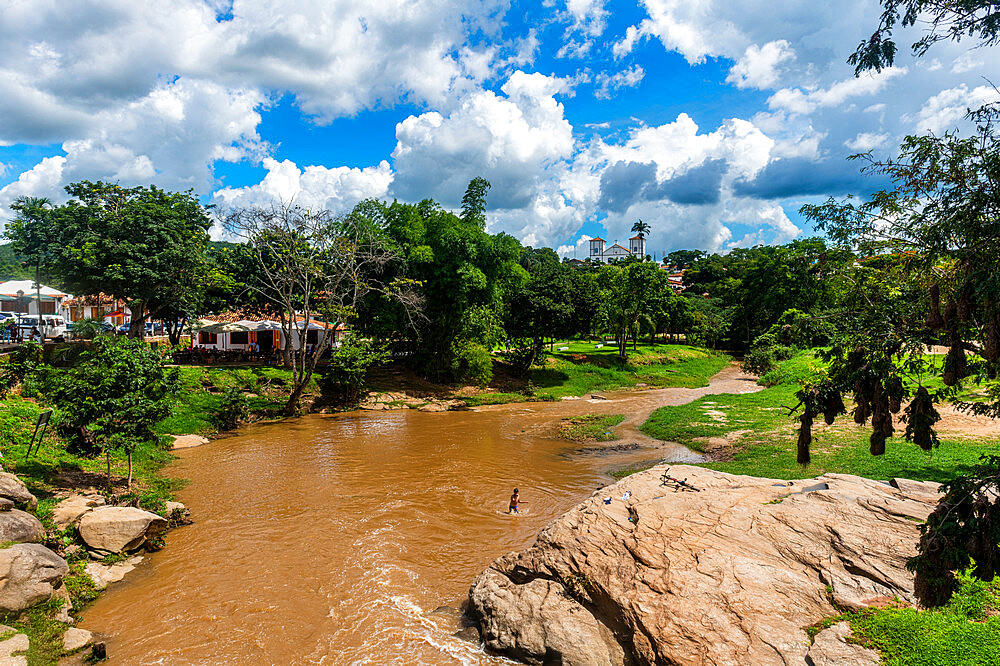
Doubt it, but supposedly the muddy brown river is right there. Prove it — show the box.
[80,367,758,665]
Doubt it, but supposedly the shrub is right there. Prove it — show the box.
[741,347,776,376]
[0,342,43,397]
[211,387,249,431]
[320,334,390,406]
[451,341,493,386]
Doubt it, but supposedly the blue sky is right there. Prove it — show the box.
[1,0,998,259]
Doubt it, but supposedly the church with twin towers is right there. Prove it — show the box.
[588,234,646,261]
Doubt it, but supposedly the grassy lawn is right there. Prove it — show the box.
[557,414,625,442]
[528,341,729,400]
[155,365,307,436]
[640,351,1000,483]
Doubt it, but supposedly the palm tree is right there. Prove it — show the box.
[631,219,650,238]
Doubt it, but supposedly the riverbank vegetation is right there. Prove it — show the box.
[558,414,625,442]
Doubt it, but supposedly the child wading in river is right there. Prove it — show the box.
[508,488,524,514]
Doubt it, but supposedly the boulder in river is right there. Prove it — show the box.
[52,494,106,531]
[468,465,941,666]
[0,473,37,511]
[78,507,167,556]
[0,543,69,613]
[0,510,45,544]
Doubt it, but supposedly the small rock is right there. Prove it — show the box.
[164,501,188,519]
[78,507,167,556]
[84,556,142,590]
[0,473,37,511]
[62,628,93,652]
[52,495,106,531]
[0,499,13,512]
[0,510,44,544]
[0,544,69,613]
[806,622,880,666]
[430,605,461,620]
[453,626,481,644]
[170,434,209,450]
[418,403,447,412]
[52,585,73,623]
[0,624,29,665]
[91,642,107,660]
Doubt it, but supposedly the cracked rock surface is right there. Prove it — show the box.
[468,465,939,666]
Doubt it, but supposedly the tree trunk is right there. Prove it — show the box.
[105,449,112,492]
[35,265,44,340]
[284,382,305,416]
[127,450,133,488]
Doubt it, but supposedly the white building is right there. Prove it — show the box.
[588,236,646,261]
[0,280,71,316]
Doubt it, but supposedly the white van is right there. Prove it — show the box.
[16,314,69,341]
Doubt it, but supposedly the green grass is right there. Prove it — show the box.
[639,350,1000,482]
[824,571,1000,666]
[557,414,626,441]
[529,341,729,399]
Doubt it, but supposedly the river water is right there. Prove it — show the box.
[79,368,757,665]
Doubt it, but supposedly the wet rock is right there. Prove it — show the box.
[84,556,142,590]
[78,507,167,556]
[52,495,106,531]
[469,465,939,666]
[430,605,461,620]
[0,544,69,613]
[91,642,107,661]
[0,510,44,544]
[164,501,189,521]
[453,626,481,644]
[0,473,37,511]
[418,403,447,412]
[0,625,29,666]
[170,434,209,450]
[806,622,879,666]
[62,628,93,652]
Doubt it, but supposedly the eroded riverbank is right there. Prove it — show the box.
[78,366,760,664]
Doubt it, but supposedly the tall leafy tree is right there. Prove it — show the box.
[631,219,650,238]
[597,261,667,361]
[7,197,58,335]
[9,182,213,337]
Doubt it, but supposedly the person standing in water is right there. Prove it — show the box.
[509,488,523,514]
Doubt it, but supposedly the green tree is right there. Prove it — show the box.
[505,251,576,372]
[664,249,705,269]
[8,182,213,338]
[597,261,666,361]
[8,197,58,337]
[631,219,650,238]
[377,182,526,381]
[47,336,175,488]
[798,104,1000,606]
[850,0,1000,74]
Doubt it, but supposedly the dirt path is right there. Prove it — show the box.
[473,363,763,464]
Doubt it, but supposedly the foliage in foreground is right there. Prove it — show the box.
[557,414,625,442]
[843,571,1000,666]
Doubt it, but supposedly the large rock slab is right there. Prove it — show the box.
[52,495,106,531]
[0,544,69,613]
[0,474,36,511]
[469,465,940,666]
[0,511,44,544]
[77,507,167,556]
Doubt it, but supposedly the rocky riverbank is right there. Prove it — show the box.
[0,471,187,664]
[467,464,941,666]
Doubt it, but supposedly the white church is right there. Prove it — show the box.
[588,235,646,261]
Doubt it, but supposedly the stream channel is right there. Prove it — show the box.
[78,366,758,665]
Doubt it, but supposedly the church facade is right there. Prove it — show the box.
[588,235,646,261]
